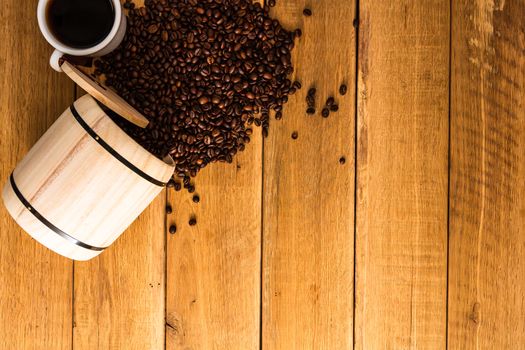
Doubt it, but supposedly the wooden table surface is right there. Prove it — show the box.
[1,0,524,349]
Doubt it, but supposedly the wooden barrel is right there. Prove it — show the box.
[2,94,175,260]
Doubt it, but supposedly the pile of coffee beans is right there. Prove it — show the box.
[95,0,299,188]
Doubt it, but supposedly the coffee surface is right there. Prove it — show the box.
[46,0,114,48]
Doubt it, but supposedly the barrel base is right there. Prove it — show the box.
[2,180,102,261]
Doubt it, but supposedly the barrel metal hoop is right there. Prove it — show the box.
[9,173,107,252]
[70,103,166,187]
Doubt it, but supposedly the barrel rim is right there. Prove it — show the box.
[74,95,175,185]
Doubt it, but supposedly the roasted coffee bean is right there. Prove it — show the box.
[189,217,197,226]
[322,108,330,118]
[339,156,346,165]
[291,131,298,139]
[294,28,302,38]
[174,182,182,191]
[339,84,348,95]
[167,179,175,188]
[166,205,173,214]
[169,224,177,234]
[147,24,158,34]
[192,195,200,203]
[96,0,298,191]
[306,107,316,115]
[275,111,282,120]
[326,97,335,107]
[303,8,312,16]
[330,104,339,112]
[306,95,315,106]
[307,87,316,96]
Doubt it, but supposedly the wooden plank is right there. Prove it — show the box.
[0,0,75,348]
[448,1,525,348]
[166,135,262,349]
[73,2,165,348]
[262,0,356,348]
[165,0,263,345]
[72,196,166,349]
[72,85,166,349]
[355,1,449,349]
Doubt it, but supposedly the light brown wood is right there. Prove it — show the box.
[2,94,174,260]
[355,1,450,349]
[73,63,167,349]
[166,134,262,349]
[5,0,525,347]
[165,0,262,345]
[71,2,165,348]
[262,0,356,348]
[62,61,149,128]
[0,0,74,347]
[72,193,166,349]
[448,1,525,348]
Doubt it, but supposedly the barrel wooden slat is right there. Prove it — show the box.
[2,95,175,260]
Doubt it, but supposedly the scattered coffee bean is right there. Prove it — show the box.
[188,185,195,193]
[339,84,348,95]
[306,95,315,106]
[303,8,312,16]
[174,182,182,191]
[291,131,298,139]
[330,104,339,112]
[293,81,302,89]
[294,28,302,38]
[306,107,316,115]
[169,224,177,234]
[353,18,359,28]
[326,97,335,107]
[308,87,316,96]
[339,156,346,165]
[167,179,175,188]
[321,108,330,118]
[275,111,283,120]
[192,195,200,203]
[268,0,276,7]
[189,217,197,226]
[166,205,173,214]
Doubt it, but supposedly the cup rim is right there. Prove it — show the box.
[37,0,122,56]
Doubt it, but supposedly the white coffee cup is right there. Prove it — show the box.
[37,0,126,72]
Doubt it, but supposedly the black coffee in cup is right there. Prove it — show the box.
[46,0,115,48]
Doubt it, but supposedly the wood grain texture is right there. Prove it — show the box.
[166,134,262,349]
[355,1,449,349]
[62,62,149,128]
[262,0,356,348]
[448,1,525,348]
[72,0,166,346]
[71,88,166,349]
[3,94,173,261]
[0,0,75,348]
